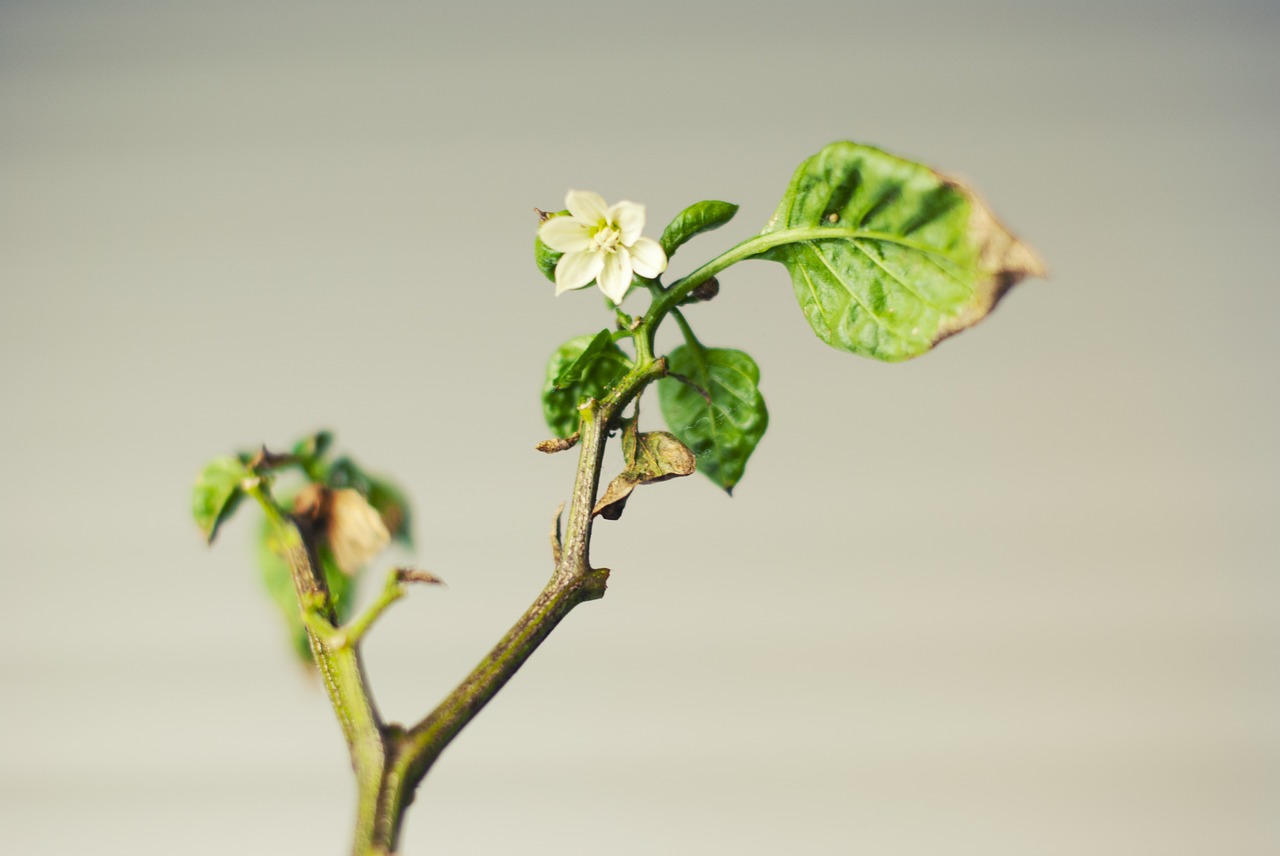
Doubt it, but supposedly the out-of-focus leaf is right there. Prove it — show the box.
[366,476,412,545]
[257,517,360,666]
[192,456,251,543]
[291,431,333,462]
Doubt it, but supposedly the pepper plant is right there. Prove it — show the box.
[192,141,1044,854]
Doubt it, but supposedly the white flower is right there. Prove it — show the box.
[538,190,668,304]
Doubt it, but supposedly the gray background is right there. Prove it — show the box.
[3,0,1277,853]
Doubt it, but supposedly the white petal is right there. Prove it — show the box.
[627,236,668,278]
[539,216,595,252]
[597,251,633,304]
[609,201,645,244]
[554,251,604,295]
[565,189,608,224]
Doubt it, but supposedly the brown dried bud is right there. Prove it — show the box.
[679,277,719,305]
[292,484,390,575]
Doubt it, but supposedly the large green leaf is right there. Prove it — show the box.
[542,333,633,438]
[192,456,251,543]
[758,141,1044,362]
[658,345,768,493]
[660,200,739,259]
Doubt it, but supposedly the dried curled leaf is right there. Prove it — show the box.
[593,424,696,520]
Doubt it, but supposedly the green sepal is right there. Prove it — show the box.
[660,200,739,259]
[758,141,1044,362]
[534,209,570,283]
[192,456,252,543]
[542,333,633,438]
[659,345,768,493]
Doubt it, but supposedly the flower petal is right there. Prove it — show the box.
[554,251,604,295]
[609,201,645,245]
[539,216,595,253]
[597,251,633,304]
[565,189,608,224]
[628,236,668,278]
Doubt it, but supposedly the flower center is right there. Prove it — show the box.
[592,223,622,254]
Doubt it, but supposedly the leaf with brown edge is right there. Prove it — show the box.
[932,176,1047,344]
[593,423,696,520]
[757,141,1045,362]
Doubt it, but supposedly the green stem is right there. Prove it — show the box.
[246,482,388,853]
[245,318,674,853]
[346,356,668,852]
[646,225,962,325]
[671,307,703,353]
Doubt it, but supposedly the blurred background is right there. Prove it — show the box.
[2,0,1277,853]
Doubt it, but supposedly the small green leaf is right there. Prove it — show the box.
[324,547,358,625]
[659,346,768,493]
[292,430,333,462]
[542,334,633,438]
[257,521,309,660]
[759,141,1044,362]
[328,456,371,494]
[660,200,739,258]
[366,476,412,546]
[534,209,569,283]
[554,329,614,389]
[192,456,252,543]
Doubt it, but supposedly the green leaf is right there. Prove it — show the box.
[192,456,251,543]
[553,329,614,389]
[327,456,371,494]
[366,476,412,546]
[291,430,333,462]
[758,141,1045,362]
[660,200,739,258]
[542,334,633,438]
[534,209,569,283]
[659,346,768,493]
